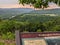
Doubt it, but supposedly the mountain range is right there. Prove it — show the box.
[0,8,60,19]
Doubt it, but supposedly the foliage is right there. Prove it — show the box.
[0,20,15,34]
[19,0,48,8]
[37,29,41,32]
[0,14,60,34]
[2,32,15,40]
[0,42,4,45]
[19,0,60,8]
[0,14,60,45]
[12,14,58,22]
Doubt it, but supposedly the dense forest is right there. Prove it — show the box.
[0,8,60,19]
[0,15,60,45]
[0,14,60,35]
[0,8,60,41]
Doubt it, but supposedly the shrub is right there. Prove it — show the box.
[0,42,4,45]
[2,32,15,40]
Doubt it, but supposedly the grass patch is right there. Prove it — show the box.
[0,42,4,45]
[0,41,16,45]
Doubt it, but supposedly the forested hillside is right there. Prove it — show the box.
[0,8,33,19]
[11,13,59,22]
[0,8,60,33]
[30,8,60,14]
[0,15,60,33]
[0,8,60,44]
[0,8,60,19]
[11,8,60,22]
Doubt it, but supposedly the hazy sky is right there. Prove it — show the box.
[0,0,18,5]
[0,0,60,8]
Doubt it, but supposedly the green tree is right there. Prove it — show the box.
[19,0,60,8]
[52,25,60,31]
[37,29,41,32]
[19,0,48,9]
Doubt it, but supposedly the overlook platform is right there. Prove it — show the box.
[15,31,60,45]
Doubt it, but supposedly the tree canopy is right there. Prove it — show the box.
[19,0,60,8]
